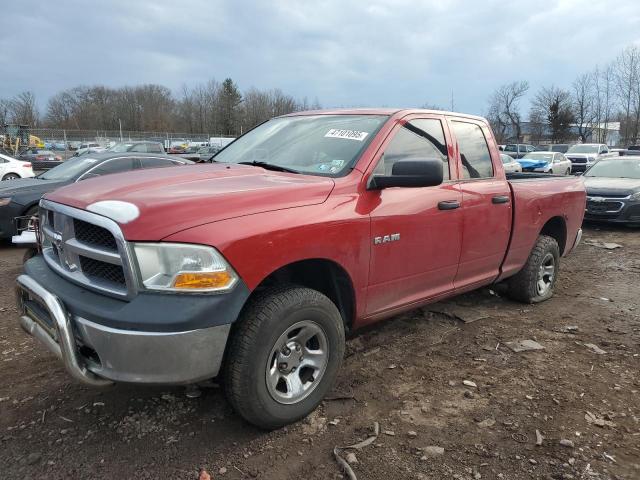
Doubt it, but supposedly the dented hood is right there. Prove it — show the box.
[44,163,335,240]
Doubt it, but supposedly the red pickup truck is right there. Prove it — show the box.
[16,109,586,429]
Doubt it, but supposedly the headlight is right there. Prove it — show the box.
[0,197,12,207]
[629,192,640,201]
[132,243,238,292]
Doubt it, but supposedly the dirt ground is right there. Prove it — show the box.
[1,225,639,480]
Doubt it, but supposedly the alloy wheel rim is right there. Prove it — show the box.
[536,253,555,296]
[265,320,329,405]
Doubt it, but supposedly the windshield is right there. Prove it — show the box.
[107,143,134,153]
[523,153,553,161]
[567,145,599,154]
[213,114,388,176]
[585,159,640,179]
[38,156,101,180]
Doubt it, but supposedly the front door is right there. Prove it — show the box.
[365,116,463,317]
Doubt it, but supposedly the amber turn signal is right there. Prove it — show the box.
[172,271,233,290]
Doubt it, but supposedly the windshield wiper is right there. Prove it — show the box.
[238,161,300,174]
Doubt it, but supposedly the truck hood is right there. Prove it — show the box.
[584,177,640,197]
[45,163,335,240]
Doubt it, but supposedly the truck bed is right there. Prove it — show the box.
[498,174,586,282]
[506,172,579,181]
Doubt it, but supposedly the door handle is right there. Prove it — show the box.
[438,200,460,210]
[492,195,510,204]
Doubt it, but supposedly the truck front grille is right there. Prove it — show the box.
[74,219,118,250]
[39,200,136,299]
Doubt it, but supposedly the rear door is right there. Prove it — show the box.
[365,115,463,315]
[448,118,512,289]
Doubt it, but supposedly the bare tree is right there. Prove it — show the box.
[487,81,529,142]
[592,64,615,143]
[614,45,640,144]
[9,91,39,126]
[530,86,575,143]
[572,72,596,142]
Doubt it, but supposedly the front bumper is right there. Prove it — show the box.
[16,257,250,385]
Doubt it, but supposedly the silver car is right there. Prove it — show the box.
[500,153,522,173]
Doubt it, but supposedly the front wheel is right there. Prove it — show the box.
[223,285,345,429]
[506,235,560,303]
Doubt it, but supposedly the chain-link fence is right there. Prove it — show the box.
[1,126,235,157]
[29,128,234,149]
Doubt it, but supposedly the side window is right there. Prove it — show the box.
[148,143,164,153]
[504,145,516,152]
[375,119,449,180]
[131,144,148,153]
[451,121,494,179]
[89,158,137,176]
[140,157,177,169]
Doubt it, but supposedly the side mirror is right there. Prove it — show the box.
[368,159,444,190]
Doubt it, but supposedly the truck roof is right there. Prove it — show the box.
[280,108,487,122]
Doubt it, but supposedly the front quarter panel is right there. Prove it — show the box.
[162,174,370,323]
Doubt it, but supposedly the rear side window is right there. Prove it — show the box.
[147,143,164,153]
[140,157,179,169]
[90,158,137,176]
[375,119,449,180]
[451,121,494,179]
[504,144,516,152]
[130,144,148,153]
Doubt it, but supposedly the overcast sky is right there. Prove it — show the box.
[2,0,639,115]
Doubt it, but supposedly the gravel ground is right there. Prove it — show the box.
[0,225,639,479]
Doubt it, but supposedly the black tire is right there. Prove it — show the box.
[507,235,560,304]
[549,169,553,174]
[223,285,345,429]
[2,173,20,180]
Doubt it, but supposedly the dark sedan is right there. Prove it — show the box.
[583,157,640,226]
[18,148,63,171]
[0,152,193,239]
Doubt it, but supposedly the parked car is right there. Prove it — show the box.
[518,152,572,175]
[44,141,68,151]
[15,108,586,429]
[582,156,640,226]
[167,145,186,154]
[75,143,107,156]
[106,141,165,154]
[565,143,615,172]
[536,144,571,154]
[500,153,522,173]
[502,144,537,159]
[18,148,63,171]
[0,152,192,240]
[198,145,221,162]
[628,145,640,151]
[0,153,34,180]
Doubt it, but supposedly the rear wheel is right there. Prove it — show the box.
[2,173,20,180]
[507,235,560,303]
[223,285,345,429]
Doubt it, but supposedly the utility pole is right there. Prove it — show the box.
[119,119,123,142]
[451,90,454,111]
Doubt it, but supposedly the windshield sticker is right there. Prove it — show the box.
[325,129,369,141]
